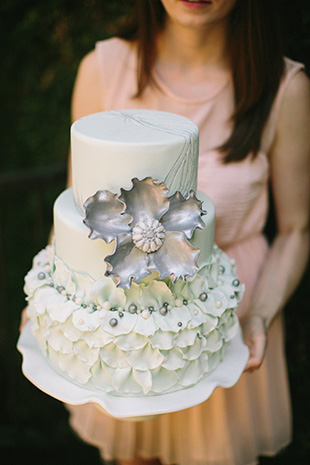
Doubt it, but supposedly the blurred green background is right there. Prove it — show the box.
[0,0,309,463]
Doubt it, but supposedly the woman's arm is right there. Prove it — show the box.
[243,70,310,371]
[67,50,103,188]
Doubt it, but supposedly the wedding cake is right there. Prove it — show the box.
[24,110,244,397]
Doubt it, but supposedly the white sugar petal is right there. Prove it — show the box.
[186,304,208,328]
[208,349,223,371]
[177,359,203,387]
[219,311,238,341]
[149,330,175,350]
[201,315,219,335]
[126,344,164,370]
[132,369,152,394]
[56,351,92,384]
[83,326,115,348]
[138,280,173,310]
[24,269,50,295]
[91,359,114,392]
[151,367,179,393]
[112,367,143,395]
[32,328,48,355]
[47,327,73,354]
[114,332,148,351]
[48,298,78,323]
[133,314,158,337]
[53,257,76,296]
[206,330,223,353]
[72,308,101,331]
[60,318,83,342]
[32,287,57,316]
[153,306,191,332]
[102,311,137,336]
[73,340,100,364]
[72,272,95,303]
[174,328,198,348]
[90,276,126,308]
[161,347,186,370]
[179,337,207,360]
[100,343,129,368]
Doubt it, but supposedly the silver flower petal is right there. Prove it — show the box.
[161,190,206,239]
[119,177,169,227]
[84,190,132,243]
[147,231,199,282]
[105,233,151,288]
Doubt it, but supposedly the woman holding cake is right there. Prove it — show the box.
[64,1,310,464]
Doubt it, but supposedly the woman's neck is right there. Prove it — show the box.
[156,18,230,71]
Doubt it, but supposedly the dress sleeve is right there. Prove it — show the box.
[95,38,137,110]
[261,57,305,155]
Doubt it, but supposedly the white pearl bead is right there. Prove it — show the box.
[142,309,151,319]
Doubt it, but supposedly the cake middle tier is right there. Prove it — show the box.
[54,188,215,280]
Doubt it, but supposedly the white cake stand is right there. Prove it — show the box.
[17,322,249,421]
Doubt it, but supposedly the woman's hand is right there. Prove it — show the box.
[241,314,267,373]
[19,307,29,333]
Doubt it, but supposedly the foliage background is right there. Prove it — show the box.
[0,0,309,463]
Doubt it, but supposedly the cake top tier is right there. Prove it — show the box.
[71,110,199,213]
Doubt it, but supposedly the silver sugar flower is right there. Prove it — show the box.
[84,177,205,288]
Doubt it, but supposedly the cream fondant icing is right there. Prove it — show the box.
[71,110,199,213]
[24,110,244,397]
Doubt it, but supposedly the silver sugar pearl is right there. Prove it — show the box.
[148,306,154,312]
[232,279,240,287]
[218,265,225,274]
[128,304,137,314]
[159,306,168,316]
[178,322,182,327]
[37,272,46,280]
[183,299,188,305]
[118,312,124,318]
[109,318,118,327]
[199,292,208,302]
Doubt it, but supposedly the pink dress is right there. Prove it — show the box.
[67,38,304,465]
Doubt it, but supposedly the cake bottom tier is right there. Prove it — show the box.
[24,245,244,397]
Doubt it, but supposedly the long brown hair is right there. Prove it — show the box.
[117,0,284,162]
